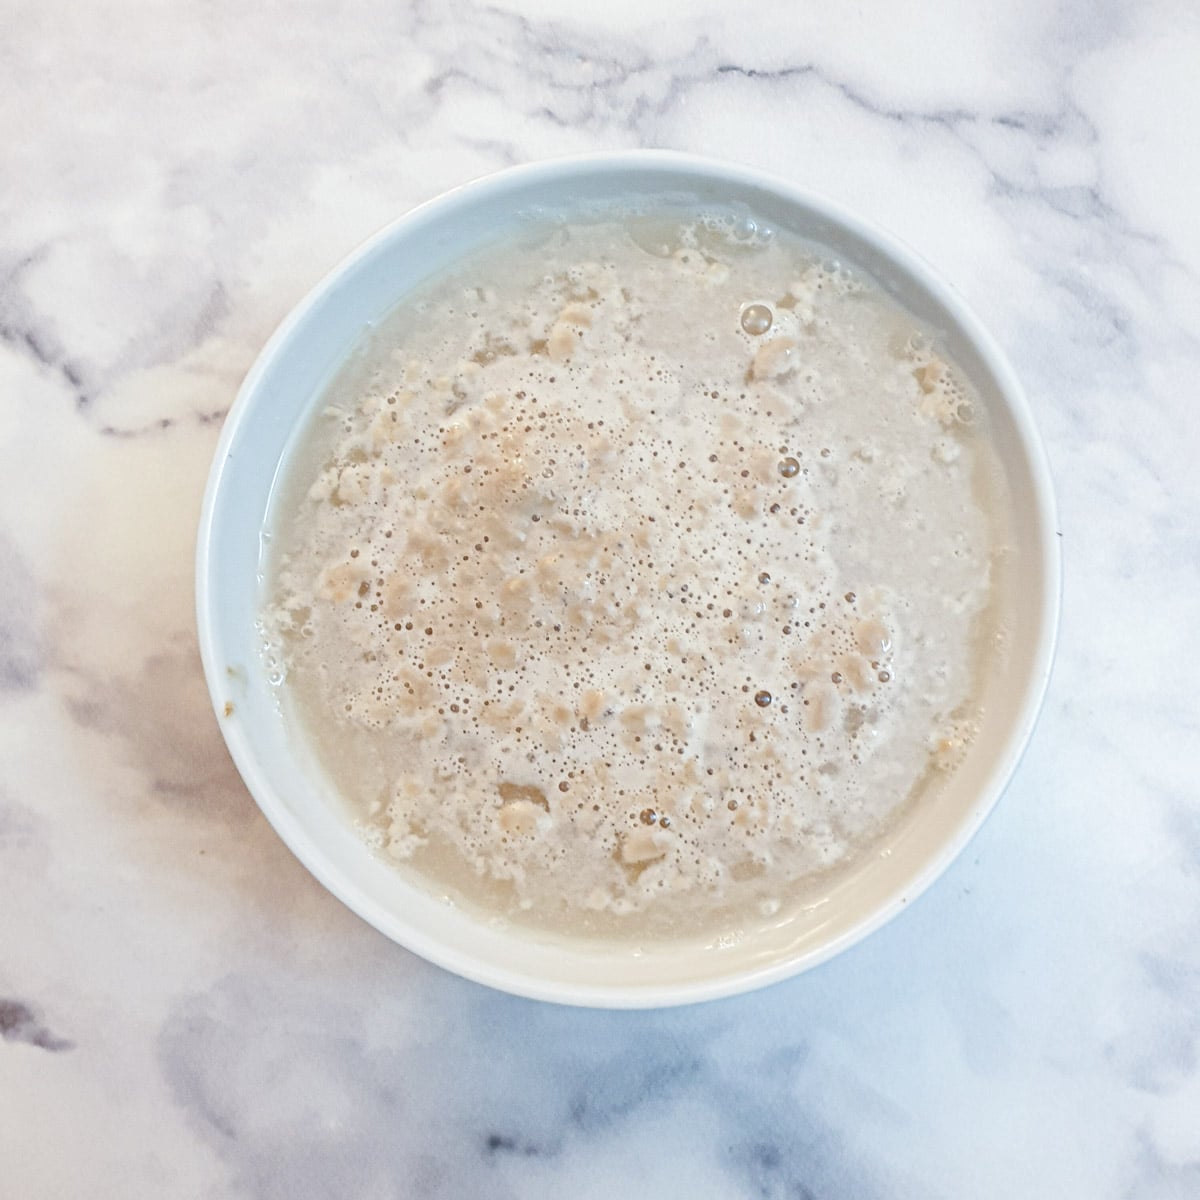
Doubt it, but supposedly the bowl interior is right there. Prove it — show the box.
[197,154,1059,1007]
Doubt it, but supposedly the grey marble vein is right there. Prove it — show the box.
[0,999,72,1053]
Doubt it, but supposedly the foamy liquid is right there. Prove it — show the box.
[261,208,1013,941]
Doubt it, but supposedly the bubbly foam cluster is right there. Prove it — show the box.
[264,213,998,937]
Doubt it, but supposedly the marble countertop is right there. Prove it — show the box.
[3,2,1198,1195]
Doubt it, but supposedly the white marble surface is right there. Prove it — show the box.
[2,1,1198,1194]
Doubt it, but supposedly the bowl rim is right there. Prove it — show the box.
[196,148,1062,1007]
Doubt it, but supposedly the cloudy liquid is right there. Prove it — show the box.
[261,208,1013,942]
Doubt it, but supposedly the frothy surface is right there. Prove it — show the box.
[262,211,1009,939]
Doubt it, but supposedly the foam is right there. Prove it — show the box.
[262,211,1007,939]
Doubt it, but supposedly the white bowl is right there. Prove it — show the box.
[196,151,1060,1008]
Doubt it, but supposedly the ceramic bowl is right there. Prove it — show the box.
[196,151,1060,1007]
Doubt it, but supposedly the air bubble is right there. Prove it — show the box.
[732,215,757,241]
[740,304,773,336]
